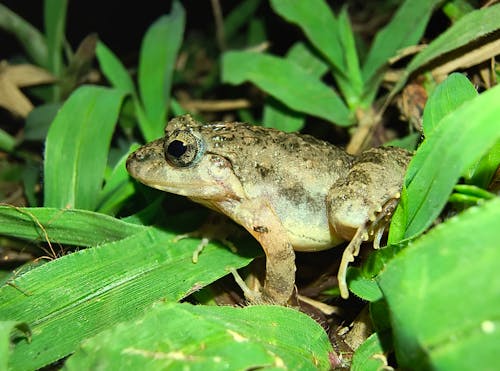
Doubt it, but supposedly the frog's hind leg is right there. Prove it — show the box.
[328,147,411,299]
[336,197,401,299]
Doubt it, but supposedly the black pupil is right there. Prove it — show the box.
[167,140,187,158]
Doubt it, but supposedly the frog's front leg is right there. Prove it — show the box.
[327,147,411,299]
[231,199,296,305]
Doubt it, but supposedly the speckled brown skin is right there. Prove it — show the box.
[127,114,412,303]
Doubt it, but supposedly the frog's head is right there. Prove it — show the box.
[126,115,246,202]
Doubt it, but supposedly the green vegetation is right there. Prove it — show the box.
[0,0,499,369]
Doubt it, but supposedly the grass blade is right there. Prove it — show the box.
[362,0,438,85]
[389,4,500,98]
[0,206,144,247]
[43,0,67,77]
[96,41,136,95]
[1,228,257,370]
[44,86,126,210]
[138,1,185,141]
[0,4,47,67]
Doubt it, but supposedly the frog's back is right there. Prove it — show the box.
[194,121,353,250]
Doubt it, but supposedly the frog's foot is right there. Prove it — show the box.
[229,268,264,304]
[337,226,367,299]
[337,197,401,299]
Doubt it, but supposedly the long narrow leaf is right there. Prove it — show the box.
[44,86,126,210]
[96,41,136,95]
[138,1,185,141]
[362,0,438,84]
[0,4,47,67]
[0,206,144,247]
[389,4,500,99]
[43,0,67,78]
[0,228,257,370]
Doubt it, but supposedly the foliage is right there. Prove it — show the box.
[0,0,499,369]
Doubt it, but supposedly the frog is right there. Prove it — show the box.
[126,114,412,304]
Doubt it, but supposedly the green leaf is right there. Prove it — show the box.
[138,1,185,141]
[0,128,16,152]
[224,0,261,41]
[270,0,343,72]
[347,268,382,302]
[351,332,391,371]
[222,51,352,126]
[465,139,500,188]
[336,7,363,107]
[96,41,136,95]
[270,0,362,107]
[0,228,257,370]
[0,4,48,67]
[65,302,333,370]
[379,198,500,370]
[390,4,500,99]
[44,86,126,210]
[97,149,137,215]
[0,206,144,247]
[362,0,438,85]
[262,42,328,132]
[43,0,67,77]
[422,72,477,135]
[389,84,500,242]
[0,321,31,370]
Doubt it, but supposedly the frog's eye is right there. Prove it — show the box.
[164,130,204,167]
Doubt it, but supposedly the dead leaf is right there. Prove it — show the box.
[0,61,55,118]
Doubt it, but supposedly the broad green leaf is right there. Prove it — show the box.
[389,84,500,242]
[0,4,47,67]
[0,206,144,247]
[44,86,126,210]
[270,0,361,106]
[263,98,304,132]
[0,321,31,370]
[65,302,333,370]
[222,51,352,126]
[379,198,500,370]
[138,1,185,141]
[262,42,328,132]
[0,128,15,152]
[96,41,136,95]
[1,228,257,370]
[347,268,382,302]
[422,73,477,135]
[224,0,261,41]
[97,149,137,215]
[270,0,343,72]
[390,4,500,98]
[362,0,438,86]
[43,0,67,77]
